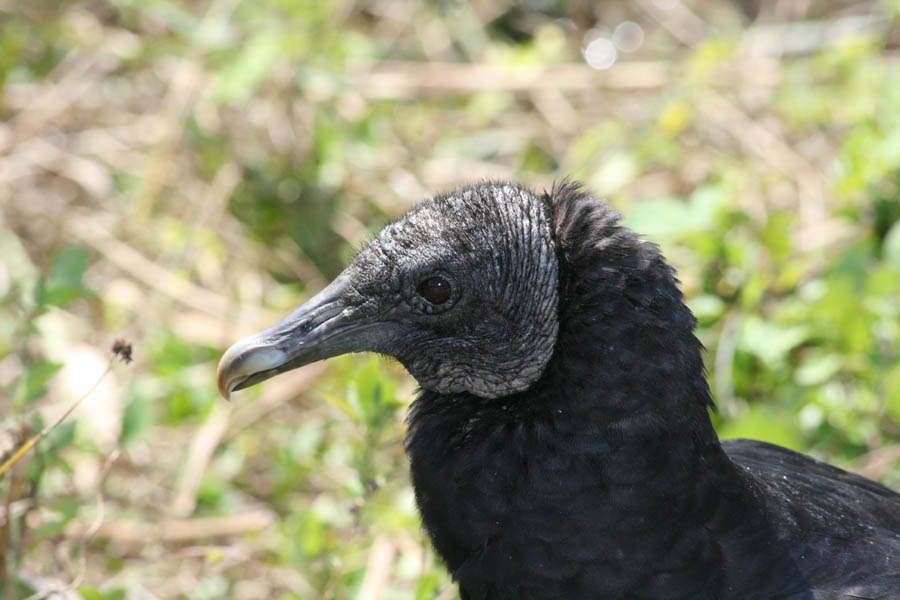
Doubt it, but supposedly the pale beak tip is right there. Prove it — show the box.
[216,358,238,401]
[216,338,288,401]
[217,375,233,402]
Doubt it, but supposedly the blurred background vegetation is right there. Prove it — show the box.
[2,0,900,598]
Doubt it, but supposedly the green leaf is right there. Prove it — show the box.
[794,353,843,386]
[297,513,330,559]
[739,316,809,368]
[688,184,727,230]
[762,213,794,264]
[415,573,439,600]
[623,185,725,242]
[622,197,693,240]
[78,587,126,600]
[196,476,226,511]
[214,32,282,104]
[120,393,153,445]
[688,294,726,322]
[883,221,900,269]
[32,497,80,540]
[36,247,94,308]
[48,496,79,520]
[43,420,77,454]
[718,406,803,451]
[52,455,74,475]
[15,360,62,405]
[884,366,900,423]
[353,358,401,429]
[33,518,67,540]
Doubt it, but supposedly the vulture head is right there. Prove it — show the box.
[218,182,563,400]
[219,180,706,427]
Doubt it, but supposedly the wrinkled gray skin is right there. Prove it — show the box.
[218,183,558,400]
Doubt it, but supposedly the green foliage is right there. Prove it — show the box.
[0,243,97,597]
[78,587,126,600]
[119,393,154,445]
[35,247,95,308]
[15,360,62,405]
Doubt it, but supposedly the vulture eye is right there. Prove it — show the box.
[418,276,452,305]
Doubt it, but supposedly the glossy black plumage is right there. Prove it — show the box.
[218,181,900,599]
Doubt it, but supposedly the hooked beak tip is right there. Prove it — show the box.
[216,369,236,401]
[216,338,288,400]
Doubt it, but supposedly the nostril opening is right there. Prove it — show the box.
[297,318,314,335]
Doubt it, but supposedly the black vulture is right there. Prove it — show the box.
[217,181,900,599]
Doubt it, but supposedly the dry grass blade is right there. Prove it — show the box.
[170,404,231,518]
[76,510,276,543]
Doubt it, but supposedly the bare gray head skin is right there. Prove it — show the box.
[217,182,559,400]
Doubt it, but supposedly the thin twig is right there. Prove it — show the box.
[70,510,276,542]
[854,444,900,481]
[0,363,112,479]
[358,536,397,600]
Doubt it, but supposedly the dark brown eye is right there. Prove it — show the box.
[418,276,452,305]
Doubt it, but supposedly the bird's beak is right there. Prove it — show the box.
[217,270,382,400]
